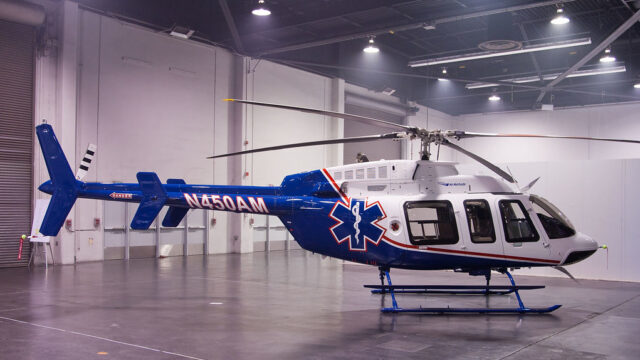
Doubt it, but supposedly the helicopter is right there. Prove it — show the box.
[35,99,640,314]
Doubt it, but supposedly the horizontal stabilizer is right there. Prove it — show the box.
[131,172,167,230]
[162,179,188,227]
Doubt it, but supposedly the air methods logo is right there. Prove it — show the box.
[328,198,387,252]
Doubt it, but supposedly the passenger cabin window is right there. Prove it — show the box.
[356,168,365,179]
[499,200,539,243]
[530,195,576,239]
[464,200,495,243]
[344,170,353,180]
[333,172,342,180]
[404,201,458,245]
[367,168,376,179]
[378,166,387,178]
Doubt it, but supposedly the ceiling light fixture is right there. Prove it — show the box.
[599,48,616,63]
[441,67,447,74]
[252,0,271,16]
[550,8,570,25]
[408,37,591,67]
[465,65,627,89]
[437,78,449,82]
[363,37,380,54]
[488,94,501,101]
[169,25,195,39]
[634,83,640,89]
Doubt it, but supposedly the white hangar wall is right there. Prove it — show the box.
[456,103,640,281]
[32,1,345,263]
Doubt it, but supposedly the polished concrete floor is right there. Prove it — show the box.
[1,250,639,360]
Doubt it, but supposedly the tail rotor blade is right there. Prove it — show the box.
[208,132,405,159]
[441,141,515,183]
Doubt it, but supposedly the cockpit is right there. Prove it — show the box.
[530,195,576,239]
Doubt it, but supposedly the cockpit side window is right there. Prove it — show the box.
[530,195,576,239]
[464,200,495,243]
[499,200,539,243]
[404,201,458,245]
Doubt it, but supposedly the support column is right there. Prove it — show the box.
[228,55,253,253]
[325,77,345,167]
[54,0,79,264]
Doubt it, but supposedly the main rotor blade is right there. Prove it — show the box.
[225,99,412,132]
[449,131,640,144]
[441,141,516,183]
[207,132,405,159]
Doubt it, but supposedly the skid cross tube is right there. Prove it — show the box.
[375,269,561,314]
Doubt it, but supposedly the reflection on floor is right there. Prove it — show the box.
[0,250,639,359]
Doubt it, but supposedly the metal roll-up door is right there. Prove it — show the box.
[0,19,35,268]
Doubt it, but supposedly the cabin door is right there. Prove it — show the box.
[459,199,504,259]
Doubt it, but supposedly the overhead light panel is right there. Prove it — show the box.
[437,78,449,82]
[363,37,380,54]
[252,0,271,16]
[600,48,616,63]
[423,23,436,30]
[408,37,591,67]
[550,8,570,25]
[465,65,626,89]
[169,25,195,39]
[381,87,396,95]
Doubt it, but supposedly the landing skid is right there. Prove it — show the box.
[364,284,545,295]
[370,268,561,314]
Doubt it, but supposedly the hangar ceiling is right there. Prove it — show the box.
[73,0,640,115]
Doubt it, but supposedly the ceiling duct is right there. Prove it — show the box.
[478,13,521,51]
[0,0,45,26]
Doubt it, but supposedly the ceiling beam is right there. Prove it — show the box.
[257,0,576,56]
[268,58,640,103]
[218,0,244,54]
[534,8,640,104]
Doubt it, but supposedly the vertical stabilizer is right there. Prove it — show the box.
[36,124,79,236]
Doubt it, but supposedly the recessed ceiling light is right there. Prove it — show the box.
[551,8,570,25]
[600,48,616,63]
[438,78,449,81]
[441,67,447,74]
[363,37,380,53]
[252,0,271,16]
[169,25,195,39]
[634,83,640,89]
[488,94,501,101]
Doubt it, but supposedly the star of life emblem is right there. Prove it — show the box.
[328,198,387,252]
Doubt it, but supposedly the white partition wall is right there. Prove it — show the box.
[34,3,347,262]
[244,60,343,252]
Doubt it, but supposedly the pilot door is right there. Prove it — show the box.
[496,197,551,262]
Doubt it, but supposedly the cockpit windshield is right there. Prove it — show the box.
[530,195,575,239]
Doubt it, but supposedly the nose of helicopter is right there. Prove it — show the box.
[562,232,599,265]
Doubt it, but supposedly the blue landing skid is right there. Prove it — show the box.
[375,269,561,314]
[365,284,544,295]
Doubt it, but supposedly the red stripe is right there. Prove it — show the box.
[382,237,559,264]
[321,168,348,203]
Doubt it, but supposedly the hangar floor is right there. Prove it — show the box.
[0,250,639,360]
